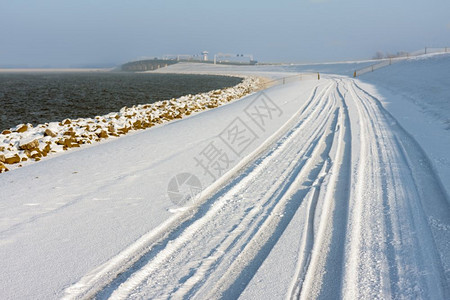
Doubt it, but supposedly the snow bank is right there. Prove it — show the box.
[360,53,450,125]
[0,76,261,173]
[154,61,375,78]
[358,52,450,199]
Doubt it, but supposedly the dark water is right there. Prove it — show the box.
[0,72,242,131]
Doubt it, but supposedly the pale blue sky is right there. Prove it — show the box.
[1,0,449,67]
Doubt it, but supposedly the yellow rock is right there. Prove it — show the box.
[133,120,142,130]
[58,137,78,148]
[30,151,42,159]
[19,139,40,151]
[63,130,76,137]
[5,154,21,164]
[63,138,74,148]
[97,130,109,139]
[44,129,57,137]
[0,162,9,173]
[16,125,28,133]
[42,144,51,155]
[142,122,153,129]
[117,127,130,135]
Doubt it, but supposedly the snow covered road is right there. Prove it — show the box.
[2,56,450,299]
[61,78,450,299]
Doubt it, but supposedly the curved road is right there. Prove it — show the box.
[64,78,450,299]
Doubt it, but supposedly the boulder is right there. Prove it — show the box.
[30,150,42,159]
[19,139,40,151]
[63,130,76,137]
[42,144,51,155]
[63,138,76,148]
[133,120,142,130]
[0,154,5,163]
[107,124,115,133]
[16,125,28,133]
[142,122,153,129]
[0,162,8,173]
[96,130,109,139]
[117,127,130,135]
[1,130,12,135]
[5,154,21,164]
[44,129,57,137]
[57,137,77,148]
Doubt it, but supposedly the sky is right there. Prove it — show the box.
[1,0,449,67]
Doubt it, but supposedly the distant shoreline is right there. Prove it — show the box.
[0,68,112,73]
[0,76,260,173]
[0,72,243,131]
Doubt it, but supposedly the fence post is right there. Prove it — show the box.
[318,73,320,80]
[353,71,356,78]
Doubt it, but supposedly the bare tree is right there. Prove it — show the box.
[373,51,384,59]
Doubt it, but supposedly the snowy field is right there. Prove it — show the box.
[1,54,449,299]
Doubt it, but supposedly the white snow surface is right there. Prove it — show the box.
[1,55,450,299]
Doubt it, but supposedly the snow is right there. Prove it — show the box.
[361,53,450,124]
[358,53,450,198]
[1,54,449,299]
[153,60,374,77]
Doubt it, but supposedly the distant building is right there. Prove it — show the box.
[202,51,209,61]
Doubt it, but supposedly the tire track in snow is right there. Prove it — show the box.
[241,78,449,299]
[106,82,338,299]
[207,88,341,299]
[63,81,334,299]
[343,80,450,299]
[63,77,450,299]
[289,80,352,299]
